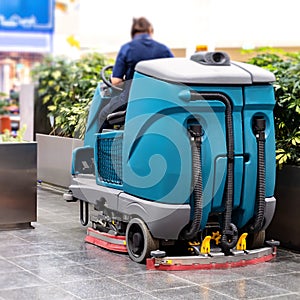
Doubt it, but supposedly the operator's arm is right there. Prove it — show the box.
[111,77,123,86]
[111,44,128,86]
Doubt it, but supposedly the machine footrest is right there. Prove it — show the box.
[85,227,127,253]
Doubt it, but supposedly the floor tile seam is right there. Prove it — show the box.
[112,270,163,278]
[36,245,86,254]
[105,274,180,293]
[136,291,161,300]
[26,239,80,246]
[59,237,86,243]
[91,291,161,300]
[0,242,33,248]
[48,283,84,299]
[125,283,238,300]
[4,235,34,244]
[1,256,32,271]
[249,277,295,294]
[43,249,94,256]
[82,262,150,275]
[53,276,136,288]
[240,270,299,280]
[230,269,298,279]
[3,255,71,273]
[108,276,199,296]
[0,282,79,298]
[53,253,93,266]
[1,250,56,259]
[200,277,259,288]
[26,224,58,232]
[8,253,82,271]
[250,292,300,299]
[169,271,248,287]
[36,221,80,225]
[0,260,64,285]
[200,285,239,300]
[174,277,244,299]
[252,270,298,278]
[0,275,50,291]
[16,267,89,288]
[33,226,62,234]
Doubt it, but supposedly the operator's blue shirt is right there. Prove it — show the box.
[112,33,174,81]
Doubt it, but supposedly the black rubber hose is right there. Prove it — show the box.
[250,118,266,232]
[183,125,203,240]
[80,200,89,226]
[189,92,237,252]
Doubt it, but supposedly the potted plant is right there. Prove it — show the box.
[0,125,37,230]
[247,49,300,250]
[31,52,111,187]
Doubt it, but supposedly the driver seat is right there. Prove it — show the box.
[106,109,126,126]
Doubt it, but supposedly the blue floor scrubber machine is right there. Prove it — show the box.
[64,51,278,267]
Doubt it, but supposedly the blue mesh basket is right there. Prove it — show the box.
[96,131,123,187]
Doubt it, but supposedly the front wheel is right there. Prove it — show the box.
[126,218,159,263]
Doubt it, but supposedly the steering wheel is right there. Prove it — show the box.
[100,65,123,92]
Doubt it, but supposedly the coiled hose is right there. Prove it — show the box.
[250,118,266,232]
[183,125,203,240]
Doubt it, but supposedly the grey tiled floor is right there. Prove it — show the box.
[0,187,299,300]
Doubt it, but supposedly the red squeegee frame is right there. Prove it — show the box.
[146,249,276,271]
[85,227,127,253]
[85,227,277,271]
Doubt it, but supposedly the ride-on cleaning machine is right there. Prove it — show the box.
[64,51,279,270]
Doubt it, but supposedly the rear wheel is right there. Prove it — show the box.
[126,218,159,263]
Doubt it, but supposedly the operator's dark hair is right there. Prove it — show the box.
[131,17,153,39]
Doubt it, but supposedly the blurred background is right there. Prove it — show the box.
[1,0,300,95]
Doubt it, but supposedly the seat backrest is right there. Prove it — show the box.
[84,83,110,147]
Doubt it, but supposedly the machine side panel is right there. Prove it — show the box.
[123,75,248,229]
[118,192,190,240]
[235,85,276,228]
[69,175,120,211]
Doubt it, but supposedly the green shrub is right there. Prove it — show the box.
[31,52,112,138]
[247,50,300,168]
[0,93,9,115]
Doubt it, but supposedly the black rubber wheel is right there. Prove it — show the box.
[247,230,265,249]
[221,223,239,255]
[126,218,159,263]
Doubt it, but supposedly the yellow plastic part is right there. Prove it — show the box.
[200,236,212,254]
[236,233,248,251]
[211,231,222,245]
[188,241,200,246]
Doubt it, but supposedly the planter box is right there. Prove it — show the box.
[266,165,300,251]
[36,134,83,188]
[0,142,37,230]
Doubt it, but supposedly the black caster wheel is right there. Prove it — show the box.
[126,218,159,263]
